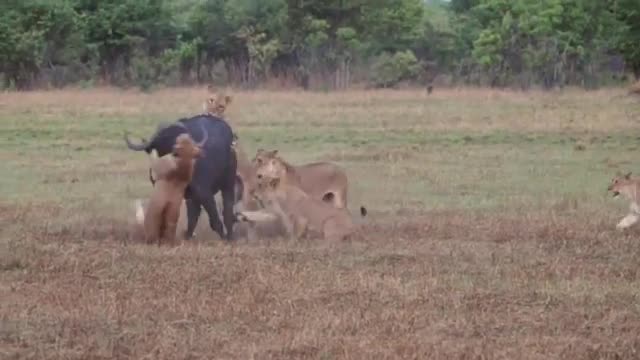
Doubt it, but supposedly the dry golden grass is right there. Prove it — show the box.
[2,86,640,359]
[1,86,638,132]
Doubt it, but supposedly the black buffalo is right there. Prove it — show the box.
[124,114,238,240]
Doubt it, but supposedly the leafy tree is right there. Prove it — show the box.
[361,0,424,54]
[77,0,177,83]
[0,0,638,89]
[467,0,624,88]
[611,0,640,79]
[449,0,480,13]
[0,0,84,88]
[370,50,421,88]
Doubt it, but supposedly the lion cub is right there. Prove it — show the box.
[244,175,367,242]
[141,132,206,245]
[608,172,640,230]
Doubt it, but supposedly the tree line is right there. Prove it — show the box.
[1,0,639,90]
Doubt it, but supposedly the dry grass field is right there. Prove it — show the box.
[2,87,640,359]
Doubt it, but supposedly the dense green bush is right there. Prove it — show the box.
[370,50,421,88]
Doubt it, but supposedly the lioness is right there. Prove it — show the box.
[240,175,367,242]
[203,86,233,117]
[139,132,206,245]
[608,171,640,230]
[629,81,640,96]
[252,149,349,209]
[233,147,296,241]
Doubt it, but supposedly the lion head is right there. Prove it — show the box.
[251,175,283,206]
[203,86,233,117]
[608,171,633,198]
[173,133,205,160]
[252,149,289,181]
[252,149,277,166]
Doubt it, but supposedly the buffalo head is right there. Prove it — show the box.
[123,120,191,152]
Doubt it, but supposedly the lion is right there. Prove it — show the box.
[202,86,239,147]
[203,86,233,117]
[138,132,206,245]
[252,149,350,209]
[607,171,640,230]
[629,81,640,96]
[239,175,367,242]
[226,164,290,242]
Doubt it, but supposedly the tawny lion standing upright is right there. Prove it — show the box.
[141,130,207,245]
[607,172,640,230]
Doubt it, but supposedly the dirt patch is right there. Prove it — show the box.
[3,206,640,358]
[365,209,612,243]
[3,203,631,250]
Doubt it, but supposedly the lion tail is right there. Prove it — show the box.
[352,205,369,227]
[134,199,145,225]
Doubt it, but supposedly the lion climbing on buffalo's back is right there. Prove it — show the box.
[203,85,233,117]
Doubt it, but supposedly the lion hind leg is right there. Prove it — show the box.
[162,201,181,246]
[144,202,163,245]
[157,206,168,246]
[247,224,259,242]
[293,216,308,240]
[322,218,349,242]
[134,199,147,225]
[616,213,640,230]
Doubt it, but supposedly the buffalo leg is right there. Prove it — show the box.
[202,194,225,238]
[185,199,202,239]
[221,186,235,241]
[193,186,224,239]
[220,147,238,241]
[164,200,181,246]
[234,175,244,205]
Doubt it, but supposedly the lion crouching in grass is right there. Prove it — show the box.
[135,131,207,245]
[238,175,367,242]
[253,149,350,209]
[607,171,640,230]
[629,81,640,96]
